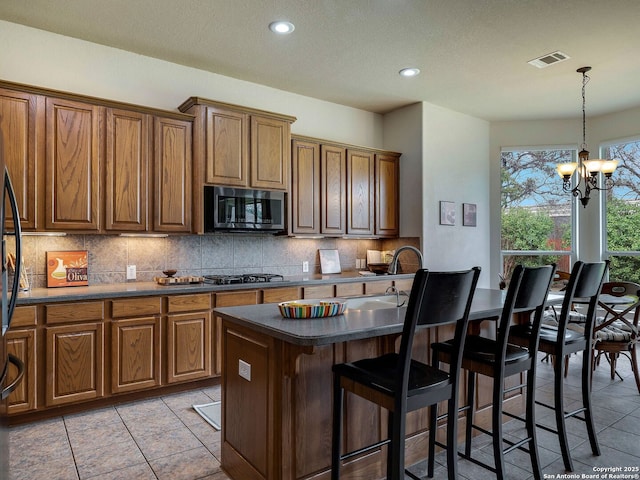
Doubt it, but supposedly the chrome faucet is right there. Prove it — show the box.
[387,246,424,275]
[385,286,410,307]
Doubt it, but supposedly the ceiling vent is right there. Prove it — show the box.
[527,51,571,68]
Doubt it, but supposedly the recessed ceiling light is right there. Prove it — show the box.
[269,21,295,34]
[399,67,421,77]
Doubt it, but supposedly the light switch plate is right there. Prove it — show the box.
[239,359,251,381]
[302,261,309,273]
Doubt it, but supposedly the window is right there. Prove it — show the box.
[500,148,575,280]
[603,137,640,283]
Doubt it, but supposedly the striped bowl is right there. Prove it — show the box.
[278,299,347,319]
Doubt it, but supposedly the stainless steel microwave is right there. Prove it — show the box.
[204,186,286,232]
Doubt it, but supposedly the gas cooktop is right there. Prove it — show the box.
[202,273,285,285]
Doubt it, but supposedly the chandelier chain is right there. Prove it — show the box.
[581,70,590,151]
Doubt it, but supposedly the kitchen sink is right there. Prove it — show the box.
[346,295,400,310]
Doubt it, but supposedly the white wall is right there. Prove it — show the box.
[382,103,423,240]
[382,102,492,286]
[0,20,383,148]
[421,103,491,286]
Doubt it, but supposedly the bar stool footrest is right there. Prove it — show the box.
[457,451,498,474]
[339,438,390,462]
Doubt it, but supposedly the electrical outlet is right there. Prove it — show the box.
[302,261,309,273]
[126,265,136,280]
[238,359,251,381]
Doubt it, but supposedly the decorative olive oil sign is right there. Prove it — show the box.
[46,251,89,287]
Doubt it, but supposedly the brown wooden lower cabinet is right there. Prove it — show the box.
[8,278,420,420]
[45,322,105,407]
[6,306,37,414]
[6,328,36,413]
[166,311,212,383]
[110,297,162,394]
[111,316,161,393]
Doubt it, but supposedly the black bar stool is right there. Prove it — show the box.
[331,267,481,480]
[430,264,556,480]
[510,260,609,472]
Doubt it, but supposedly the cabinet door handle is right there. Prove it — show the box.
[4,167,23,324]
[1,354,25,400]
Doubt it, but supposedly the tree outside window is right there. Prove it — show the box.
[604,139,640,283]
[501,149,573,281]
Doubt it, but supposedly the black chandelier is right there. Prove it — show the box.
[556,66,618,207]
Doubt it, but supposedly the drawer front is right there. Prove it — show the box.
[46,301,105,325]
[336,282,364,297]
[215,290,259,307]
[262,287,302,304]
[393,278,414,293]
[112,297,162,318]
[11,306,37,328]
[364,280,393,295]
[168,293,211,313]
[303,285,335,299]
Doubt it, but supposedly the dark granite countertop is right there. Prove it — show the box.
[14,272,415,305]
[214,290,565,346]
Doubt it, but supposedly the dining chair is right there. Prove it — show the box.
[542,272,587,376]
[592,281,640,394]
[331,267,481,480]
[509,260,609,472]
[429,264,556,480]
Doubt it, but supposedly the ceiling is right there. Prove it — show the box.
[1,0,640,121]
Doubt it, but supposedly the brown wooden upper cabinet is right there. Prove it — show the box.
[179,97,295,192]
[291,139,347,235]
[106,111,192,233]
[46,97,102,231]
[347,149,375,235]
[153,116,192,232]
[291,139,320,234]
[0,81,194,234]
[375,153,400,237]
[322,144,348,235]
[291,135,399,237]
[0,88,42,231]
[105,108,150,231]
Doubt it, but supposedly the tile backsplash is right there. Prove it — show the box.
[15,234,420,288]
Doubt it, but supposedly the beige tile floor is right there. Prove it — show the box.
[9,353,640,480]
[9,385,229,480]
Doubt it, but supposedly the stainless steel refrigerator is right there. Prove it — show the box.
[0,133,25,477]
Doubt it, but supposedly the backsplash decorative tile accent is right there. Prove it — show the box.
[14,234,420,287]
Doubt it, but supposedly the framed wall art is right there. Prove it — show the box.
[319,249,342,274]
[46,250,89,287]
[439,201,455,226]
[463,203,477,227]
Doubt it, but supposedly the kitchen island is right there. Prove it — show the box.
[214,289,555,480]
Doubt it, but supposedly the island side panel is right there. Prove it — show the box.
[289,338,387,480]
[222,322,280,480]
